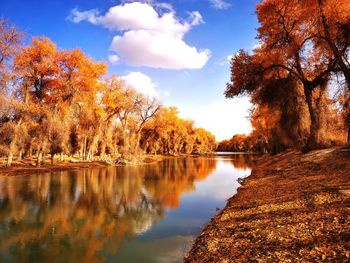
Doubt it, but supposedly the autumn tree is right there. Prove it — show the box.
[306,0,350,144]
[0,102,30,166]
[296,0,350,87]
[102,76,161,157]
[226,0,349,151]
[0,20,23,166]
[0,19,22,93]
[56,49,106,159]
[254,0,350,145]
[14,37,59,104]
[102,77,138,156]
[192,128,216,154]
[0,19,216,166]
[141,107,216,155]
[226,51,309,152]
[132,96,161,150]
[259,0,337,148]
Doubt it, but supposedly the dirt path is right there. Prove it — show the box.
[185,148,350,262]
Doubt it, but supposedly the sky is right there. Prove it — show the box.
[0,0,260,141]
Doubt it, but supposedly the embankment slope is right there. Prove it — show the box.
[185,148,350,262]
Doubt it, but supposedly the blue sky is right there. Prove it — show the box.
[1,0,260,141]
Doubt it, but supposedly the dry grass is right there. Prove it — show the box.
[185,147,350,262]
[0,157,109,176]
[0,154,164,176]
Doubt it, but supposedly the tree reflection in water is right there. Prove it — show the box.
[0,157,218,263]
[226,154,256,170]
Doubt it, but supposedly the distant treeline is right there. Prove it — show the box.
[217,134,264,153]
[222,0,349,154]
[0,19,216,167]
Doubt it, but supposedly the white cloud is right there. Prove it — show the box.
[68,8,99,23]
[110,30,209,69]
[108,54,120,64]
[122,72,159,98]
[209,0,231,10]
[189,11,204,26]
[180,98,252,141]
[69,2,209,69]
[154,2,174,13]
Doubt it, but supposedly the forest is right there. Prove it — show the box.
[0,19,216,167]
[218,0,350,154]
[1,0,350,167]
[1,1,349,261]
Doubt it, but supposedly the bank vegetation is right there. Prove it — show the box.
[0,19,216,168]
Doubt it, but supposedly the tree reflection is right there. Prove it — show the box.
[221,154,255,170]
[0,157,216,262]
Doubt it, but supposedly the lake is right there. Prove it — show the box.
[0,154,253,263]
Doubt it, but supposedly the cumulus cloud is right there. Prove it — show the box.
[122,72,159,98]
[209,0,231,10]
[180,98,252,141]
[69,2,209,69]
[110,30,209,69]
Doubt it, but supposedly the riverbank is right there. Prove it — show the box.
[0,154,164,176]
[185,147,350,262]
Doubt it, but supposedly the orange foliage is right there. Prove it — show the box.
[225,0,350,152]
[0,19,216,165]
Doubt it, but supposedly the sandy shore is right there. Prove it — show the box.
[0,155,164,176]
[185,147,350,262]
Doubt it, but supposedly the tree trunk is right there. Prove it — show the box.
[24,86,30,105]
[304,83,329,151]
[136,132,142,149]
[28,146,33,158]
[7,120,23,167]
[18,150,23,160]
[6,152,13,167]
[88,151,94,161]
[304,88,318,151]
[88,134,99,161]
[314,86,327,144]
[100,141,106,160]
[37,151,43,166]
[83,136,87,160]
[51,154,54,165]
[123,130,129,153]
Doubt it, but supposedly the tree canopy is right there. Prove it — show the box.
[224,0,349,153]
[0,19,216,167]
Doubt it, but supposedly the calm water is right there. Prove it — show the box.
[0,154,253,263]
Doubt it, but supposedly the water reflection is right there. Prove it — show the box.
[224,154,256,170]
[0,155,252,263]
